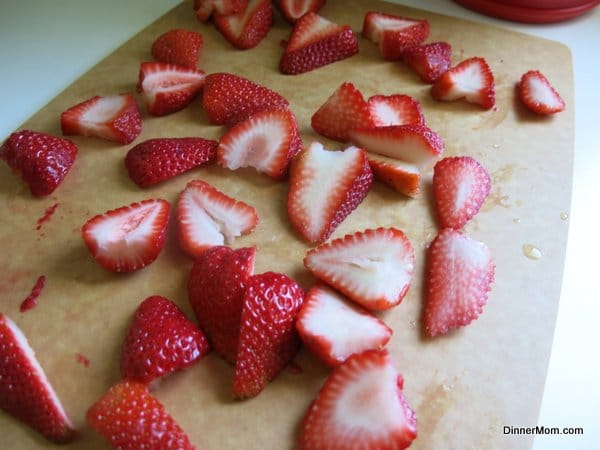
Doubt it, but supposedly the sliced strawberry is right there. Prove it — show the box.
[61,93,142,144]
[431,57,495,109]
[233,271,304,398]
[217,108,302,179]
[81,199,170,273]
[137,61,205,116]
[401,41,452,83]
[0,313,77,443]
[368,153,421,197]
[194,0,249,22]
[279,12,359,75]
[287,143,373,244]
[213,0,273,50]
[0,130,78,197]
[518,70,566,115]
[188,246,256,363]
[367,94,424,127]
[296,285,392,367]
[177,180,259,257]
[299,349,417,450]
[124,137,217,188]
[87,380,194,450]
[202,72,289,126]
[274,0,326,22]
[311,82,374,142]
[151,29,203,69]
[433,156,491,229]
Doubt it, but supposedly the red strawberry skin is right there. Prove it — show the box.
[362,12,429,61]
[401,41,452,83]
[214,0,273,50]
[151,29,203,69]
[518,70,566,115]
[0,130,77,196]
[275,0,326,22]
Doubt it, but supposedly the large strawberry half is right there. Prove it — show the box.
[151,29,203,69]
[213,0,273,50]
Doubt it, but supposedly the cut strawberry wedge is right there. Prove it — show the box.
[368,153,421,197]
[213,0,273,49]
[274,0,326,22]
[367,94,424,127]
[401,41,452,83]
[518,70,566,115]
[151,29,203,69]
[194,0,248,22]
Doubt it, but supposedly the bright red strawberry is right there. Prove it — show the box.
[287,143,373,244]
[61,93,142,144]
[151,29,203,69]
[87,380,195,450]
[367,94,424,127]
[368,153,421,197]
[431,57,495,109]
[120,296,210,386]
[213,0,273,50]
[194,0,249,22]
[518,70,566,115]
[299,349,417,450]
[0,130,77,197]
[137,61,205,116]
[311,82,375,141]
[81,199,170,273]
[296,285,392,367]
[401,41,452,83]
[202,72,289,126]
[188,246,256,363]
[433,156,491,229]
[279,12,359,75]
[0,313,77,443]
[177,180,259,257]
[424,228,495,337]
[275,0,326,22]
[233,271,304,398]
[217,108,302,179]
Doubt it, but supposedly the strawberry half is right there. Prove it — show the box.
[274,0,326,22]
[401,41,452,83]
[424,228,495,337]
[213,0,273,50]
[81,199,170,273]
[194,0,248,22]
[233,271,304,398]
[367,94,424,127]
[518,70,566,115]
[433,156,491,229]
[299,349,417,450]
[279,12,359,75]
[137,61,206,116]
[61,93,142,144]
[431,57,495,109]
[287,143,373,244]
[0,313,77,443]
[217,108,302,179]
[368,153,421,197]
[151,29,203,69]
[87,380,195,450]
[296,285,392,367]
[177,180,259,257]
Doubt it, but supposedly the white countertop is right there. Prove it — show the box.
[1,1,598,449]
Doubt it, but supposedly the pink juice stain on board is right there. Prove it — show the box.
[36,202,59,231]
[19,275,46,312]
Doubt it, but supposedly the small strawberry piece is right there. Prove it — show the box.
[151,29,203,69]
[0,130,77,197]
[0,313,77,443]
[275,0,326,22]
[311,82,374,142]
[87,380,195,450]
[81,199,170,273]
[367,94,424,127]
[137,61,205,116]
[296,285,392,367]
[433,156,491,229]
[202,72,289,126]
[120,296,210,385]
[401,41,452,83]
[213,0,273,50]
[299,349,417,450]
[217,108,302,179]
[279,12,359,75]
[368,153,421,197]
[431,57,495,109]
[233,271,304,398]
[287,143,373,244]
[424,228,495,337]
[61,93,142,144]
[177,180,258,257]
[518,70,566,115]
[188,246,256,363]
[194,0,249,22]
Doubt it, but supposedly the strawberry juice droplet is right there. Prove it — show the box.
[19,275,46,312]
[76,353,91,367]
[36,202,59,231]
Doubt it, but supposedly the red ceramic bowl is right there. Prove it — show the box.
[454,0,600,22]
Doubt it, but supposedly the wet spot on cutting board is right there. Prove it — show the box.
[76,353,91,368]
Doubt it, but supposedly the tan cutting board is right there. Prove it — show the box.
[0,1,573,449]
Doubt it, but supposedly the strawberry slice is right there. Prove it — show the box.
[296,285,392,367]
[287,143,373,244]
[217,108,302,179]
[233,271,304,398]
[194,0,248,22]
[60,93,142,144]
[279,12,359,75]
[87,380,194,450]
[401,41,452,83]
[433,156,491,229]
[81,199,170,273]
[424,228,495,336]
[151,29,203,69]
[125,137,217,188]
[274,0,326,22]
[368,153,421,197]
[0,313,77,443]
[367,94,424,127]
[299,349,417,450]
[177,180,259,257]
[137,61,206,116]
[431,57,495,109]
[518,70,566,115]
[213,0,273,50]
